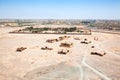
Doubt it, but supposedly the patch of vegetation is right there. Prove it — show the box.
[14,27,91,35]
[89,23,95,27]
[24,27,77,33]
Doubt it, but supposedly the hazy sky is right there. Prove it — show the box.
[0,0,120,19]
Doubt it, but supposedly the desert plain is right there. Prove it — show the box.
[0,26,120,80]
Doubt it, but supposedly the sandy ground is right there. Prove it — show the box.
[0,27,120,80]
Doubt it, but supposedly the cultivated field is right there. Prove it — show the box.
[0,27,120,80]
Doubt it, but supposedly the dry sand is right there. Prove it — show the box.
[0,27,120,80]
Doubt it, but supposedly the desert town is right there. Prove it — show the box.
[0,19,120,80]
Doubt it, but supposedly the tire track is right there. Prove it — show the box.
[82,55,111,80]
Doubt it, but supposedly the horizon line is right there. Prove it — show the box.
[0,18,120,20]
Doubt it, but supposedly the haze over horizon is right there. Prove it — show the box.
[0,0,120,19]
